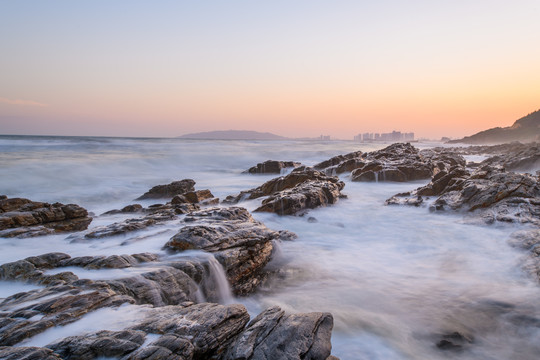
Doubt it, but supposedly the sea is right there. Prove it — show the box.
[1,135,540,359]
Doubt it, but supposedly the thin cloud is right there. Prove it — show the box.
[0,97,48,107]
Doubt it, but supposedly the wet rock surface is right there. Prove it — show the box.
[135,179,196,200]
[387,164,540,225]
[224,306,334,360]
[224,168,345,215]
[312,143,465,183]
[245,160,301,174]
[254,178,345,215]
[0,247,335,360]
[436,142,540,172]
[0,196,92,238]
[165,207,283,295]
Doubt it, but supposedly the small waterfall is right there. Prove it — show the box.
[206,255,233,304]
[272,239,284,258]
[382,170,386,182]
[375,171,379,183]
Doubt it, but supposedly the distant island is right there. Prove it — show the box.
[449,109,540,144]
[177,130,288,140]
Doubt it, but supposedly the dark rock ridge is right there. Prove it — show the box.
[164,207,283,295]
[69,202,200,241]
[0,250,335,360]
[136,179,196,200]
[0,196,92,238]
[255,179,345,215]
[312,143,465,183]
[433,142,540,173]
[223,168,345,215]
[449,109,540,144]
[387,164,540,225]
[223,306,334,360]
[244,160,301,174]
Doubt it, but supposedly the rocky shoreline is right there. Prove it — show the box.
[1,141,540,358]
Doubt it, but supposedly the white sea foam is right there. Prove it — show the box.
[1,136,539,359]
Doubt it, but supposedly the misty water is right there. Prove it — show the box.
[1,135,540,359]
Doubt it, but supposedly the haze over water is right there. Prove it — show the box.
[1,136,539,359]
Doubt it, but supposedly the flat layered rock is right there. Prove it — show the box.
[69,203,199,242]
[0,196,92,238]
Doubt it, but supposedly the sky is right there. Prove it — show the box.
[1,0,539,139]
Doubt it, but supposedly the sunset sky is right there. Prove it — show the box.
[1,1,539,139]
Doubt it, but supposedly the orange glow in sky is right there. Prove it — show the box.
[1,1,539,139]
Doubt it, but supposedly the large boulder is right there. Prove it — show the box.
[135,179,196,200]
[245,160,301,174]
[224,306,334,360]
[164,207,281,295]
[0,196,92,238]
[350,143,460,182]
[255,179,345,215]
[223,168,344,207]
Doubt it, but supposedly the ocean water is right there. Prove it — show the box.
[1,135,539,359]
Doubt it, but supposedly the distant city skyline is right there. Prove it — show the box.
[1,1,539,139]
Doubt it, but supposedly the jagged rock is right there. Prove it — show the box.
[47,330,146,360]
[432,142,540,172]
[245,160,301,174]
[0,284,133,346]
[69,204,188,241]
[106,267,201,306]
[313,151,364,173]
[223,168,342,204]
[0,346,62,360]
[0,196,92,238]
[59,254,151,269]
[351,144,447,182]
[254,179,345,215]
[172,189,215,204]
[388,164,540,225]
[224,306,334,360]
[132,303,250,359]
[136,179,196,200]
[311,143,465,182]
[165,207,281,295]
[102,204,143,215]
[278,230,298,241]
[126,334,194,360]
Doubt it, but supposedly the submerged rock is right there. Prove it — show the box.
[245,160,301,174]
[135,179,196,200]
[0,196,92,238]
